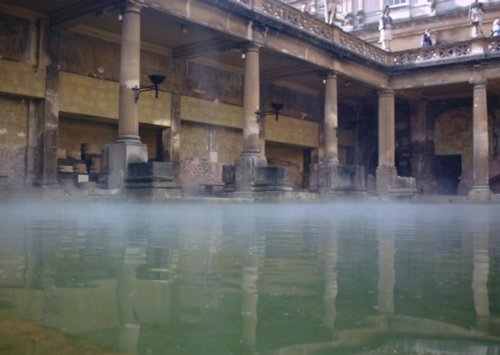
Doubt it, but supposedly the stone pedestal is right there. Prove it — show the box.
[310,163,366,193]
[376,166,397,195]
[234,153,267,192]
[469,186,491,202]
[101,142,147,189]
[126,161,179,188]
[252,166,292,192]
[125,161,181,200]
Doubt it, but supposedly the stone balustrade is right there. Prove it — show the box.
[225,0,500,69]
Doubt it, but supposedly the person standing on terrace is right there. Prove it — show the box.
[491,19,500,37]
[421,29,433,47]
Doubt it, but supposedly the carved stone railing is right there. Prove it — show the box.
[250,0,390,65]
[223,0,500,69]
[486,36,500,54]
[337,31,391,65]
[257,0,333,40]
[392,41,473,66]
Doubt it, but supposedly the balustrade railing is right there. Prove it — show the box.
[392,42,472,65]
[225,0,499,69]
[486,36,500,54]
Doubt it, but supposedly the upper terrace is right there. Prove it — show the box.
[2,0,500,100]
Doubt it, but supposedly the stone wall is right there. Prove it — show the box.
[0,97,28,189]
[0,11,324,190]
[0,12,30,62]
[180,157,224,190]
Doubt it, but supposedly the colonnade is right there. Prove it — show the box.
[110,0,492,199]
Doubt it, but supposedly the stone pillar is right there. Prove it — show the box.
[324,72,339,165]
[410,99,428,192]
[37,49,60,187]
[104,0,147,189]
[242,44,262,157]
[169,91,181,178]
[376,89,397,195]
[313,72,342,194]
[234,44,266,191]
[118,1,141,144]
[469,80,491,201]
[27,100,40,186]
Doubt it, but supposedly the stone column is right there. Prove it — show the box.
[314,72,340,193]
[410,99,428,192]
[324,72,339,165]
[104,0,147,188]
[169,91,181,178]
[117,0,141,144]
[37,46,60,187]
[242,44,262,157]
[376,89,397,195]
[234,44,266,191]
[469,80,491,201]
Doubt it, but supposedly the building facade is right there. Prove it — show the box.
[1,0,500,199]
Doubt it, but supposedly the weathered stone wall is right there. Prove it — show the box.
[180,157,224,190]
[0,96,28,189]
[267,155,303,190]
[0,12,30,62]
[58,117,117,153]
[0,12,324,190]
[261,83,323,122]
[59,117,159,161]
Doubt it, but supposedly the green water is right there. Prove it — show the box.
[0,202,499,354]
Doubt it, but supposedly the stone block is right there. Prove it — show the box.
[252,166,292,192]
[128,161,175,180]
[126,162,180,189]
[234,153,267,192]
[101,142,147,189]
[310,163,365,193]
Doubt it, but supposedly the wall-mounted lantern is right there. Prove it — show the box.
[256,102,284,121]
[133,74,166,102]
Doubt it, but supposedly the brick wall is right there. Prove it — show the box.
[180,157,224,189]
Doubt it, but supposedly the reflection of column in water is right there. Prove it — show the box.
[241,234,266,351]
[472,223,490,319]
[323,236,338,330]
[40,230,58,326]
[117,240,147,354]
[207,218,222,276]
[377,222,395,314]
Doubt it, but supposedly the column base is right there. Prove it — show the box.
[376,166,397,195]
[234,152,267,192]
[468,186,491,202]
[310,163,365,194]
[100,142,148,189]
[116,134,141,144]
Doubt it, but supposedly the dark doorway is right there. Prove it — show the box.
[437,155,461,195]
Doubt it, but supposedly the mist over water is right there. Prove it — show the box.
[0,201,500,354]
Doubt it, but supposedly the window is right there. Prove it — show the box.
[388,0,407,5]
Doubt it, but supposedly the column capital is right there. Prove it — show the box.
[471,78,487,87]
[378,88,395,97]
[321,70,338,80]
[122,0,143,13]
[242,42,261,54]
